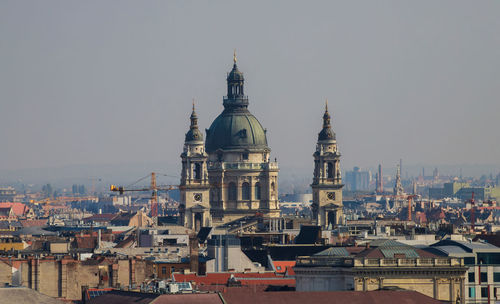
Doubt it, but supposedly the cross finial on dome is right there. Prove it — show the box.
[233,49,237,64]
[325,99,328,112]
[192,98,195,111]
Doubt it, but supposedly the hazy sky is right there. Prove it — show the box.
[1,1,500,178]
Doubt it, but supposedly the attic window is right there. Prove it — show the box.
[238,129,247,138]
[243,152,249,160]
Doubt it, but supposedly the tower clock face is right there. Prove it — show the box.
[327,192,335,200]
[194,193,202,202]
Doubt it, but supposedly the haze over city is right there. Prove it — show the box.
[1,1,499,185]
[3,2,500,304]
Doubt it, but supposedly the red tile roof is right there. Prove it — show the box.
[153,293,223,304]
[173,272,295,287]
[272,261,295,274]
[221,290,442,304]
[73,236,97,249]
[20,219,48,227]
[0,203,27,216]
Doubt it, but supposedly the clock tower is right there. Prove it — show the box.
[311,102,344,229]
[179,103,211,231]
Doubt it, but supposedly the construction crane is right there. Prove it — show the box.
[110,172,177,226]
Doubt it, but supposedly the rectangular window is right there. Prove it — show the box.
[481,287,488,298]
[161,267,167,275]
[494,273,500,282]
[464,257,475,265]
[469,272,475,283]
[481,272,488,283]
[469,287,475,298]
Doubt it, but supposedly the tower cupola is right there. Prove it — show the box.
[185,102,203,143]
[318,102,336,141]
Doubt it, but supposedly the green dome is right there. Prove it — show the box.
[205,109,268,153]
[185,128,203,143]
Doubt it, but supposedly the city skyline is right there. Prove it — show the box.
[1,1,499,178]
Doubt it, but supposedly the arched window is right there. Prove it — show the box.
[327,162,334,179]
[228,182,237,200]
[242,182,250,200]
[271,182,276,199]
[255,182,261,200]
[194,163,202,180]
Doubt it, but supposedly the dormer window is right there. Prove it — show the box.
[238,129,247,138]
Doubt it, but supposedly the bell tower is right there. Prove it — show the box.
[179,102,211,231]
[311,101,343,229]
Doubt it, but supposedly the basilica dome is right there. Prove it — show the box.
[205,109,268,153]
[205,60,269,153]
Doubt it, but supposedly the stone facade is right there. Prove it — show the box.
[294,256,467,302]
[179,57,280,227]
[0,256,152,301]
[312,103,343,229]
[179,104,211,231]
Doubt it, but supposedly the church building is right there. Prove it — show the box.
[311,102,344,229]
[179,54,280,230]
[179,55,343,231]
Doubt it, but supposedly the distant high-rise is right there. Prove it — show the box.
[345,167,370,191]
[433,167,439,180]
[376,164,383,193]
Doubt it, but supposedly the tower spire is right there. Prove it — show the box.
[394,163,404,196]
[185,100,202,143]
[318,102,335,141]
[233,49,237,64]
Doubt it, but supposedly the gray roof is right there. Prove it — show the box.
[314,247,349,257]
[380,247,420,258]
[368,239,407,248]
[431,239,500,253]
[12,226,57,236]
[427,245,474,257]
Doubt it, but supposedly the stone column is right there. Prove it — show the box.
[460,277,465,303]
[236,176,241,203]
[433,277,438,300]
[249,176,254,207]
[450,278,455,303]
